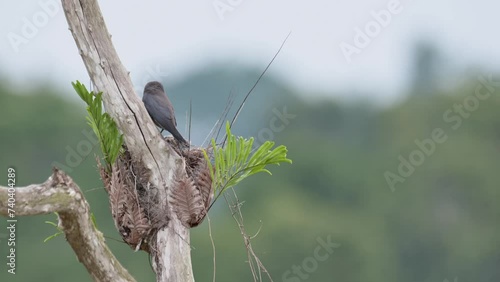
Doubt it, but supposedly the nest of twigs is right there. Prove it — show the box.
[98,137,213,252]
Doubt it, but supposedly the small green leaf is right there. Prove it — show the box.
[44,213,63,243]
[43,232,63,243]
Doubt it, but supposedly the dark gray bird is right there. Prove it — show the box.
[142,81,188,146]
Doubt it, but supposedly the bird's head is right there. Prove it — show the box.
[144,81,165,95]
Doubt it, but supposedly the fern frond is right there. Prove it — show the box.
[203,122,292,203]
[72,81,123,170]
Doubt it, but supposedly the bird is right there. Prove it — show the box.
[142,81,189,146]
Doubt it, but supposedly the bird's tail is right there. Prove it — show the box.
[171,127,189,147]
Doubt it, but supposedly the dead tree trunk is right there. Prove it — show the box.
[60,0,196,281]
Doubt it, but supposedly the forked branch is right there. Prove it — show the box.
[0,169,135,282]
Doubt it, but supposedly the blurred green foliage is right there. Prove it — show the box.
[1,68,500,282]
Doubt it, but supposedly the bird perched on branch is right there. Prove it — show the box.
[142,81,189,146]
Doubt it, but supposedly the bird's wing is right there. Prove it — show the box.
[144,93,177,130]
[167,100,177,127]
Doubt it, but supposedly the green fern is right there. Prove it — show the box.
[204,122,292,201]
[72,81,123,170]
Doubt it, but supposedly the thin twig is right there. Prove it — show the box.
[223,189,273,282]
[215,90,236,144]
[222,31,292,147]
[202,90,235,147]
[84,186,107,193]
[188,99,192,149]
[207,215,217,282]
[250,221,263,240]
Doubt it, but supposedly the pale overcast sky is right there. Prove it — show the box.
[1,0,499,103]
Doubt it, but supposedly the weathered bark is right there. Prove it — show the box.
[0,169,135,282]
[60,0,194,281]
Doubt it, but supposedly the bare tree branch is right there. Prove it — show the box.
[0,169,135,282]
